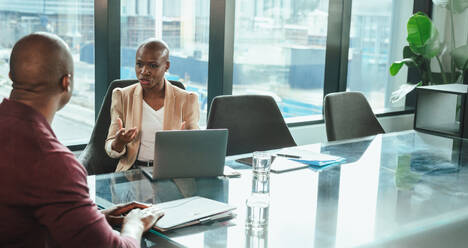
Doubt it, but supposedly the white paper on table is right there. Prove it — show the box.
[276,147,345,166]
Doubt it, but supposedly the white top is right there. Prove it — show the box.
[137,101,164,161]
[105,101,165,161]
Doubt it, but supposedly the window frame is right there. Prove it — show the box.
[71,0,432,151]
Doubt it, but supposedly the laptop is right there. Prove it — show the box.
[140,129,229,180]
[153,196,236,232]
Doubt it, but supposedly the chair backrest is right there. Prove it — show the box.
[323,91,384,142]
[79,79,185,175]
[206,95,296,156]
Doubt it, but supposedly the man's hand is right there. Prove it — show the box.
[101,201,150,227]
[124,206,164,232]
[119,206,164,243]
[112,118,138,152]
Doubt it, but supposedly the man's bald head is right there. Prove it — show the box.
[136,38,170,61]
[9,32,73,94]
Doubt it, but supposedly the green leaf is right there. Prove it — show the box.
[390,58,418,76]
[423,39,441,59]
[407,14,432,48]
[391,82,422,103]
[452,0,468,13]
[406,13,441,58]
[451,45,468,70]
[403,45,417,58]
[390,62,404,76]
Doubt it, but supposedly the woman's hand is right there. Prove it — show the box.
[180,121,186,130]
[112,118,138,152]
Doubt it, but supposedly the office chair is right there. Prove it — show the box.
[79,79,185,175]
[323,91,384,142]
[206,95,296,156]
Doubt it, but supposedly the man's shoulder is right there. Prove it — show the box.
[38,149,87,180]
[0,110,58,157]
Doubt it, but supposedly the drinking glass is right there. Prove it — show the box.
[245,193,270,230]
[252,151,271,175]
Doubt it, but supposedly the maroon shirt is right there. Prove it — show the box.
[0,99,138,248]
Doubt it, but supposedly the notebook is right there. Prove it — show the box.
[153,196,236,232]
[140,129,236,180]
[236,148,345,173]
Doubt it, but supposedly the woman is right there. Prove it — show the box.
[105,39,200,172]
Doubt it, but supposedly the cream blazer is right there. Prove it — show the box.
[105,80,200,172]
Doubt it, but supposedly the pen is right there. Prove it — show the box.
[276,153,301,159]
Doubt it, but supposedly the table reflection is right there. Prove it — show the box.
[245,228,268,248]
[93,131,468,248]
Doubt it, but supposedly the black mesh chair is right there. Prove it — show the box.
[206,95,296,156]
[79,79,185,175]
[323,91,384,142]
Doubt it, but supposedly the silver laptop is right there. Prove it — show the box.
[141,129,228,180]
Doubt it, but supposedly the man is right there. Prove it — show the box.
[105,39,200,171]
[0,32,163,247]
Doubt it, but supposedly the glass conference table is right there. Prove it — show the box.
[91,130,468,247]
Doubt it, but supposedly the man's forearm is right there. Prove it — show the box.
[120,219,144,245]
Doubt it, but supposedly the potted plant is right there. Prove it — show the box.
[389,0,468,103]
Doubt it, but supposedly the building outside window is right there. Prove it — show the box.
[233,0,413,120]
[0,0,95,145]
[233,0,329,121]
[347,0,414,112]
[0,0,416,145]
[120,0,210,126]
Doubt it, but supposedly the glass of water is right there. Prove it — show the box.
[245,222,268,248]
[252,151,271,175]
[245,193,270,230]
[252,174,270,194]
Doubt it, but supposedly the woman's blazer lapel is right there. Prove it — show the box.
[163,79,177,130]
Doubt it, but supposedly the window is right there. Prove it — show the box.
[233,0,329,120]
[347,0,414,111]
[0,0,95,145]
[120,0,210,125]
[0,0,426,149]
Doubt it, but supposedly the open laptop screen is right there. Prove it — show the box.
[141,129,228,180]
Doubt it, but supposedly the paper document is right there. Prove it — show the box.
[271,156,309,172]
[154,196,236,232]
[87,175,96,203]
[235,147,345,173]
[277,148,345,167]
[223,165,241,177]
